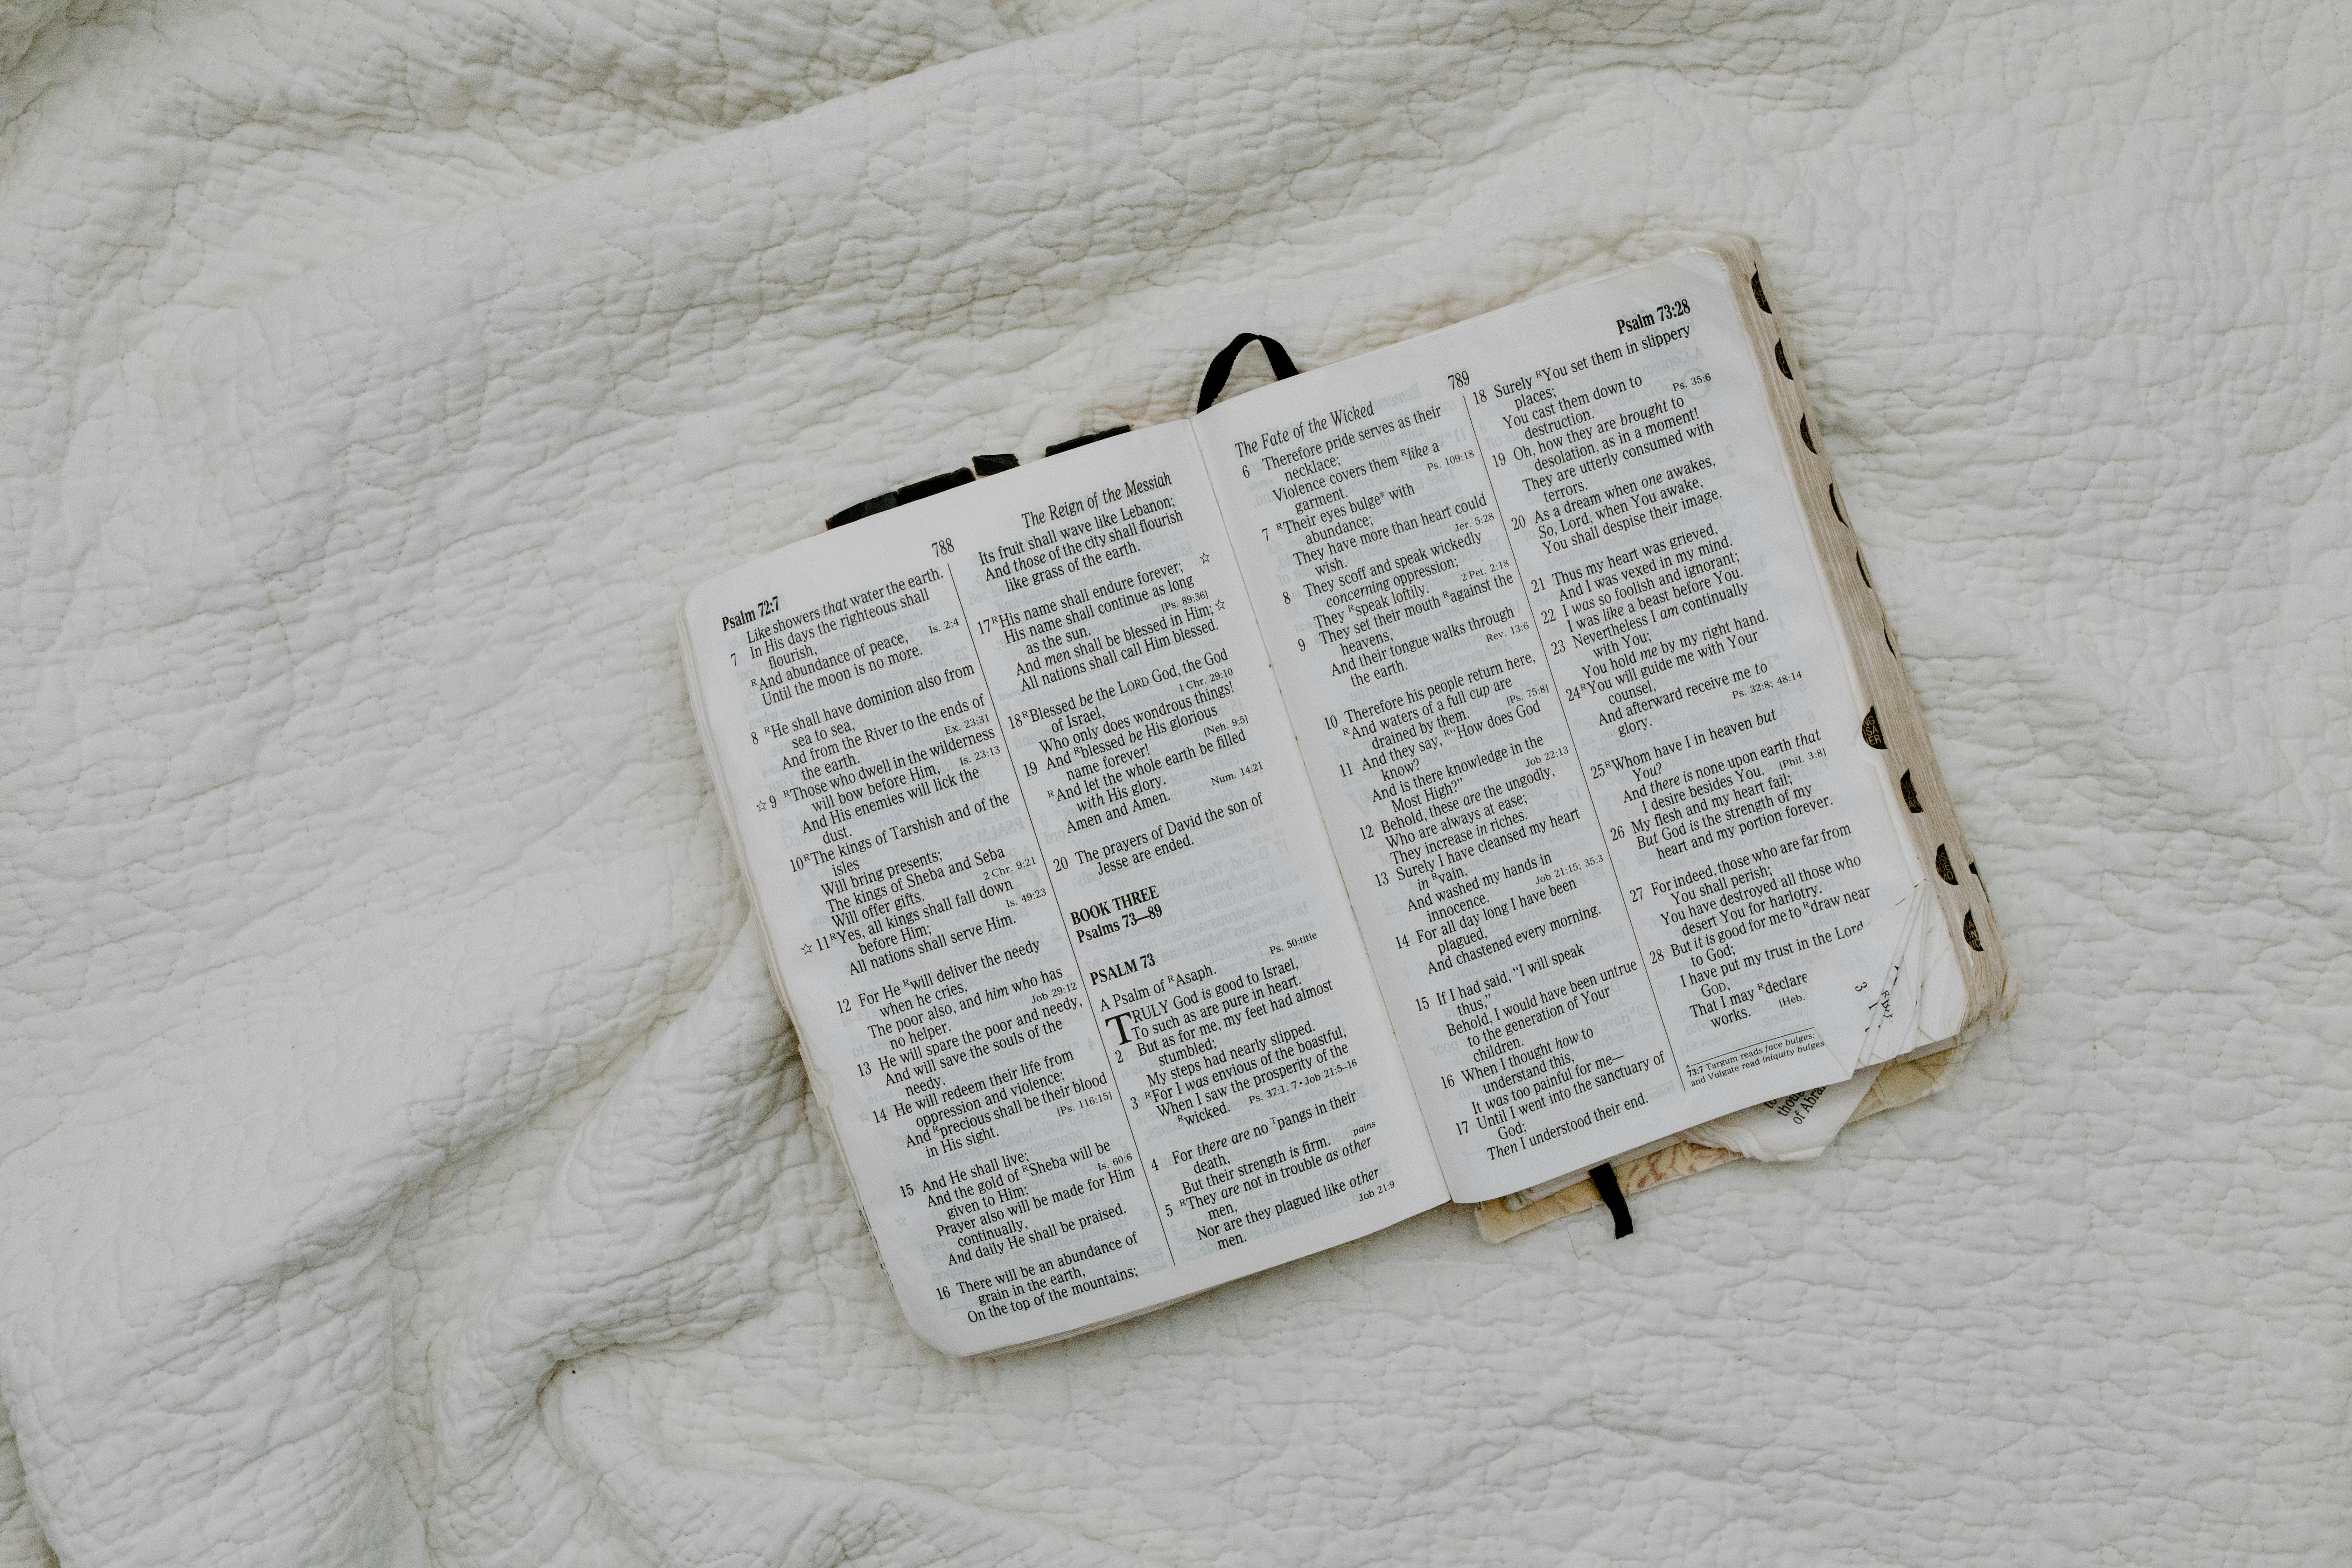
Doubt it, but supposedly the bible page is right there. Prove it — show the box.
[1193,248,1920,1202]
[681,421,1444,1355]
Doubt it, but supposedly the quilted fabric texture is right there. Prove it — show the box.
[2,0,2345,1562]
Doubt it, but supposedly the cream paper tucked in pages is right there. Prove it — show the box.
[683,421,1444,1354]
[1194,248,1919,1202]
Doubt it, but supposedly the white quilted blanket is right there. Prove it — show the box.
[4,0,2345,1562]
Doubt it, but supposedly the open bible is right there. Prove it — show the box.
[679,240,2010,1354]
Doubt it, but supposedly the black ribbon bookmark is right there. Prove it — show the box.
[1043,427,1130,456]
[826,332,1299,530]
[824,452,1020,531]
[1195,332,1300,412]
[824,435,1121,531]
[824,467,974,530]
[1589,1162,1634,1239]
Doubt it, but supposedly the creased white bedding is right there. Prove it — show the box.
[2,0,2345,1563]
